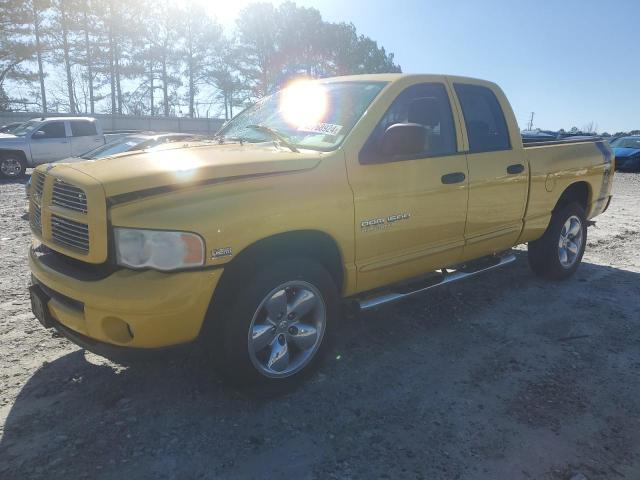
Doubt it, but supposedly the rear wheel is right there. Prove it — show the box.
[0,155,26,179]
[528,202,587,280]
[210,257,339,390]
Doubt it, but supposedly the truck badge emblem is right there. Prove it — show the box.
[212,247,232,259]
[361,213,411,231]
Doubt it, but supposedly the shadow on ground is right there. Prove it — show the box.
[0,171,31,186]
[2,257,640,479]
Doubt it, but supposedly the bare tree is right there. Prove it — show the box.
[0,0,402,116]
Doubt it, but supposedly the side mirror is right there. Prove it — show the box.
[381,123,426,157]
[32,130,45,139]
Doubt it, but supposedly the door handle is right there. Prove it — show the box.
[507,164,525,174]
[441,172,466,184]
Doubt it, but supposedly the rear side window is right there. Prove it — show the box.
[360,82,457,163]
[454,83,510,153]
[36,121,66,139]
[70,120,98,137]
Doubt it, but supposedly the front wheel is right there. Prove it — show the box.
[528,202,587,280]
[0,155,26,179]
[211,257,339,389]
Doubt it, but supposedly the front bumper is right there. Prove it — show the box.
[29,246,223,350]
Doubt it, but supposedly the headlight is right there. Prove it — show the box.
[114,228,205,271]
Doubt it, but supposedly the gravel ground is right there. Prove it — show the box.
[1,172,639,480]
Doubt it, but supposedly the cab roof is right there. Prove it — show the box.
[320,73,492,84]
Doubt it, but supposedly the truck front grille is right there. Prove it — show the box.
[51,215,90,253]
[52,179,88,214]
[30,171,106,262]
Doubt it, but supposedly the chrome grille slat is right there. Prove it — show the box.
[51,189,87,200]
[52,180,87,214]
[30,204,42,233]
[51,214,89,253]
[54,189,87,199]
[51,234,89,252]
[51,224,89,240]
[52,199,88,210]
[50,224,89,242]
[51,230,88,246]
[32,172,45,201]
[51,217,89,231]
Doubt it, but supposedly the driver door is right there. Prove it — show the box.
[346,80,469,293]
[30,121,71,164]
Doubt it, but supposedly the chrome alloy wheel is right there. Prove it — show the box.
[0,158,22,177]
[248,281,326,378]
[558,215,583,268]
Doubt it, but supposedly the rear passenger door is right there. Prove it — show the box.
[69,120,103,156]
[451,81,528,260]
[29,121,71,164]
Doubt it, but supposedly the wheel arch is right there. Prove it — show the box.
[553,181,591,213]
[204,230,346,334]
[0,149,28,162]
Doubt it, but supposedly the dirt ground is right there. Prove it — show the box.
[0,172,639,480]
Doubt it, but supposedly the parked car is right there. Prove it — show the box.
[609,136,640,171]
[0,122,25,134]
[27,74,614,388]
[24,132,203,195]
[0,117,105,179]
[521,129,558,144]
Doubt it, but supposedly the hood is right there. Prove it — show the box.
[0,134,25,145]
[612,147,640,158]
[47,142,322,200]
[53,155,84,163]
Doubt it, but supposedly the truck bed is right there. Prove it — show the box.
[522,136,602,147]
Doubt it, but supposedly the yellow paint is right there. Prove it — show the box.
[29,74,613,350]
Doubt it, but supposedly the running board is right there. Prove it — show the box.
[356,252,517,311]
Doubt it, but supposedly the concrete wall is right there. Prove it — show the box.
[0,112,226,135]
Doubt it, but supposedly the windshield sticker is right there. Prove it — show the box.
[297,123,343,136]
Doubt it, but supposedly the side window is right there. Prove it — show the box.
[35,121,66,139]
[360,83,457,163]
[70,120,98,137]
[454,83,510,153]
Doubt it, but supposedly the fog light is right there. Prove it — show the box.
[102,316,134,344]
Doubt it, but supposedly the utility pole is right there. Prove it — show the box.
[527,112,535,131]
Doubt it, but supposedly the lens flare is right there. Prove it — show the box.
[279,80,328,129]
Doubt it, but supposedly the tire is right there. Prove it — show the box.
[208,257,339,391]
[0,155,26,179]
[528,202,587,280]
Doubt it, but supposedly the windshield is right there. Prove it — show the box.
[11,120,41,137]
[610,137,640,149]
[217,80,387,151]
[80,136,146,159]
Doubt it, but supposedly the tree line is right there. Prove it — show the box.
[0,0,401,119]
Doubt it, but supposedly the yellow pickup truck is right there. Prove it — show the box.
[28,74,614,387]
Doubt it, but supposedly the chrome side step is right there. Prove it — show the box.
[356,252,517,311]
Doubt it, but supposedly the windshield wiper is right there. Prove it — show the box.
[214,134,243,145]
[245,124,299,153]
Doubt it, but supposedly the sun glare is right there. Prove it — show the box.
[279,80,329,129]
[191,0,254,26]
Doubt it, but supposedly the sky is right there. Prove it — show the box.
[201,0,640,133]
